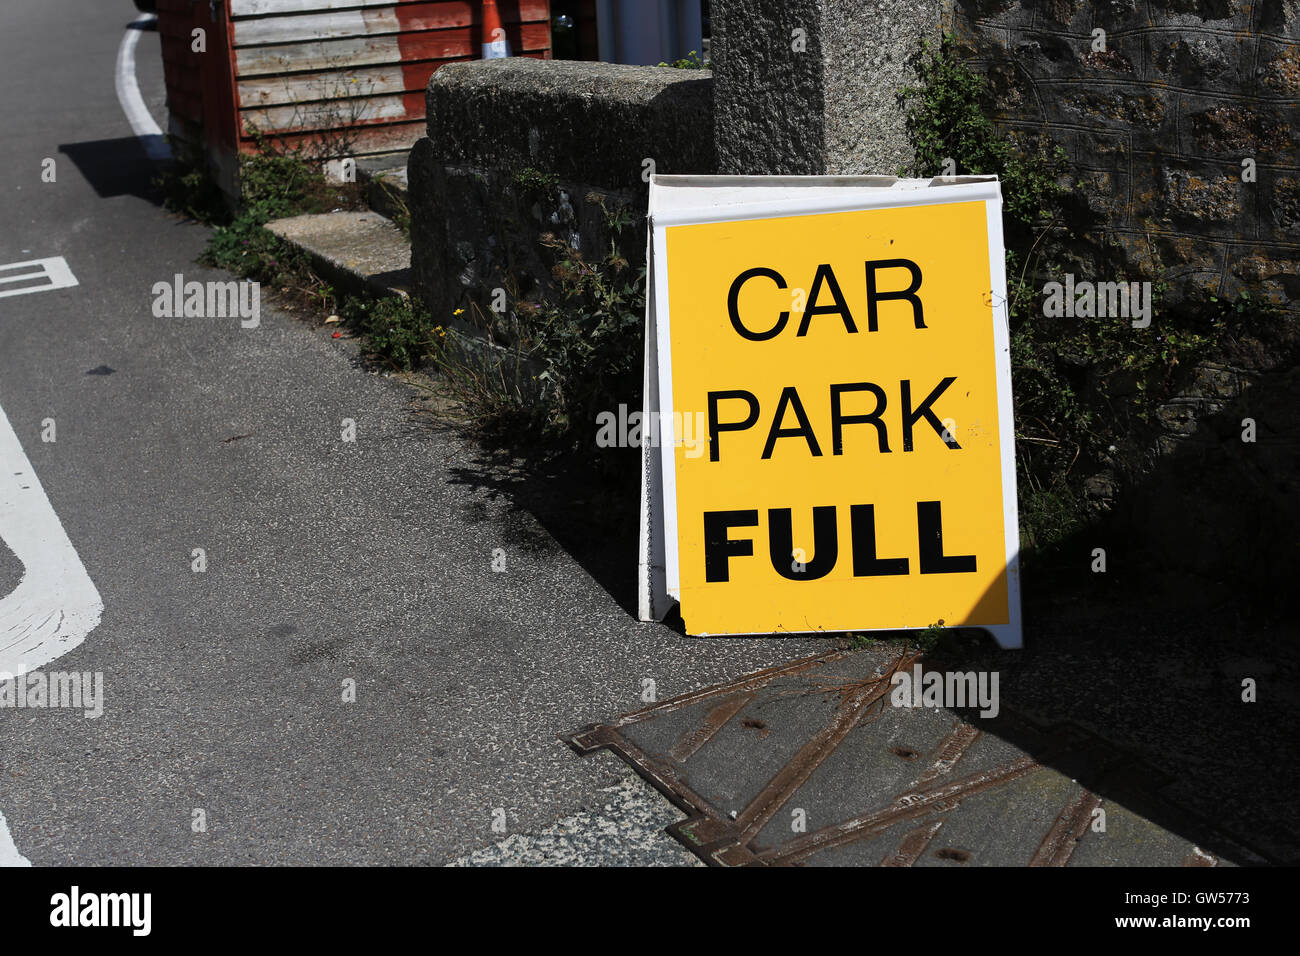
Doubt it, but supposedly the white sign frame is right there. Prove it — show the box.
[637,174,1022,649]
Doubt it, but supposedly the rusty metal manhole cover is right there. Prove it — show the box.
[561,648,1265,867]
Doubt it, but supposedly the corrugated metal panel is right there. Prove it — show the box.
[228,0,553,159]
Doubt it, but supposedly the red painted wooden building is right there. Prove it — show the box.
[156,0,553,194]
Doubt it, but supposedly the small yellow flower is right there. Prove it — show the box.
[453,308,465,316]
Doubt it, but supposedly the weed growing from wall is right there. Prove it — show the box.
[529,199,646,440]
[658,50,706,69]
[426,194,647,465]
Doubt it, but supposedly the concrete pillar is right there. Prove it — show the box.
[711,0,946,176]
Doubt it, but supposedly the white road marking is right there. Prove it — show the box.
[0,403,103,676]
[0,400,104,866]
[0,257,78,299]
[0,812,31,867]
[115,14,170,162]
[2,5,141,873]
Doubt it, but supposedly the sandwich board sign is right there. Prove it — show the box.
[637,175,1021,649]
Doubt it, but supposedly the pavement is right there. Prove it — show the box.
[0,0,1294,869]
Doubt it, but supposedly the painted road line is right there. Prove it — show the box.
[115,14,170,162]
[0,401,103,678]
[0,400,102,867]
[0,257,78,299]
[0,812,31,867]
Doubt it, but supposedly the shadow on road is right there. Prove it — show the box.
[442,440,645,617]
[58,136,163,203]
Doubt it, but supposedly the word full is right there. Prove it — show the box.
[704,501,975,582]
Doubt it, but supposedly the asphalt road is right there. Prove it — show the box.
[0,0,829,865]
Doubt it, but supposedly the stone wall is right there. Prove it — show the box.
[948,0,1300,311]
[408,57,715,330]
[939,1,1299,587]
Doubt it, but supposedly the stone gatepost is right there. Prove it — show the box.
[710,0,946,176]
[408,58,714,325]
